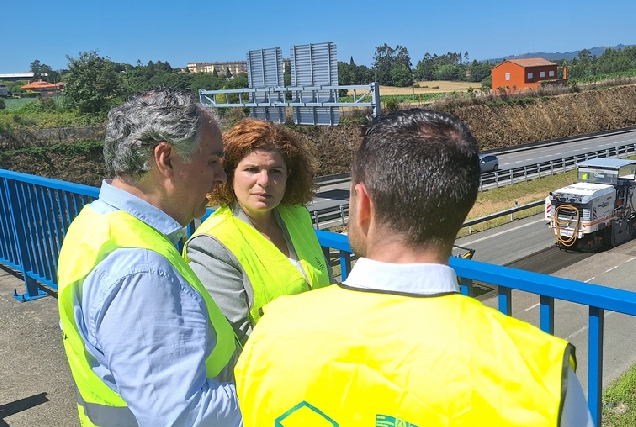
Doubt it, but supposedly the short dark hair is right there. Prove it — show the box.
[208,118,316,206]
[352,109,480,251]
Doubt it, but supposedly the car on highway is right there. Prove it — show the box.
[479,154,499,173]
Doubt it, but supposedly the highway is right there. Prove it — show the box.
[308,126,636,225]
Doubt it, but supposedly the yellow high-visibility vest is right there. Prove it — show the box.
[236,285,575,427]
[58,207,236,427]
[187,204,330,324]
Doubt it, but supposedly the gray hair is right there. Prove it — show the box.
[104,88,217,179]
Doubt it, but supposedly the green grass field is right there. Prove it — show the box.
[3,98,36,110]
[3,96,65,111]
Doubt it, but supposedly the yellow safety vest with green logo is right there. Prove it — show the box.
[187,204,331,324]
[235,285,575,427]
[58,207,236,427]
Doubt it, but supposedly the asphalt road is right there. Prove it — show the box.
[0,266,77,427]
[307,127,636,221]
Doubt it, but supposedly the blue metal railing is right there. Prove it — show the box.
[1,169,99,300]
[3,169,636,426]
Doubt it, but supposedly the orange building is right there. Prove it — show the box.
[21,80,64,95]
[491,58,560,94]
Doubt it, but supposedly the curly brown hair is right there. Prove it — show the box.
[208,118,317,206]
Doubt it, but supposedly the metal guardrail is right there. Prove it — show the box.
[480,141,636,189]
[1,168,634,426]
[311,200,544,232]
[311,141,636,229]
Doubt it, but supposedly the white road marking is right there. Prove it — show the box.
[460,218,546,246]
[566,311,616,340]
[524,303,540,312]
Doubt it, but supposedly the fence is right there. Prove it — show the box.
[480,141,636,189]
[310,141,636,229]
[2,168,636,426]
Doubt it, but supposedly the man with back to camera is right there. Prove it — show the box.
[57,88,242,426]
[234,108,593,426]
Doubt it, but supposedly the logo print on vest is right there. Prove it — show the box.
[276,401,338,426]
[376,414,419,427]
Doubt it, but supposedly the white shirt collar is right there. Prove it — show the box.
[343,258,460,295]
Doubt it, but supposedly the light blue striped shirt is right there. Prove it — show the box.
[75,180,242,427]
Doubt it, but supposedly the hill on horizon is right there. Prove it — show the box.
[482,43,633,63]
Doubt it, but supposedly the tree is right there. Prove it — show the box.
[372,44,396,85]
[390,63,413,87]
[30,60,42,81]
[225,67,233,79]
[40,64,59,83]
[372,44,412,86]
[414,53,435,81]
[64,51,124,114]
[468,60,492,83]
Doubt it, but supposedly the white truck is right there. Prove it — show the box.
[545,158,636,251]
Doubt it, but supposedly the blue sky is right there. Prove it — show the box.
[3,0,635,72]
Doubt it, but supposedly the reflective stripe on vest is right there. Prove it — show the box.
[58,207,236,426]
[75,388,137,427]
[236,285,575,427]
[188,204,330,324]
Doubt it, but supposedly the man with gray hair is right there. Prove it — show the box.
[57,88,242,426]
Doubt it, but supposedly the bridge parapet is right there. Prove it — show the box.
[1,168,633,426]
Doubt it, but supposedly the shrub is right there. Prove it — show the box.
[431,86,439,89]
[0,99,4,110]
[383,98,400,113]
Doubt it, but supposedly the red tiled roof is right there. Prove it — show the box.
[506,58,556,67]
[21,80,64,90]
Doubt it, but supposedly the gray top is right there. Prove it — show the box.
[186,203,334,345]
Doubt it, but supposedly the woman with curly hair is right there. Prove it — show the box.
[184,118,333,345]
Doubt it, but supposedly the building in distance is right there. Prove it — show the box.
[491,58,567,94]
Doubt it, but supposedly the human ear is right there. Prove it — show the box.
[353,183,372,229]
[154,142,174,177]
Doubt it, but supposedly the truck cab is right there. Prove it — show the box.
[546,158,636,251]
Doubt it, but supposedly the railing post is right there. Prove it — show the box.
[551,161,554,175]
[523,166,528,182]
[339,250,352,281]
[459,277,473,297]
[495,171,499,188]
[562,158,566,173]
[6,179,47,301]
[498,286,512,315]
[588,306,604,427]
[536,163,541,178]
[509,169,514,185]
[312,210,319,230]
[539,295,555,334]
[340,205,346,226]
[371,82,381,117]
